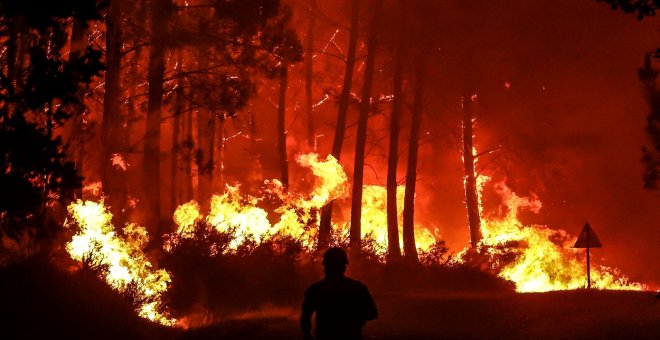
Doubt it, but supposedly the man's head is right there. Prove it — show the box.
[322,247,348,277]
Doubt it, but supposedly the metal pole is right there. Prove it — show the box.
[587,245,591,289]
[586,227,591,289]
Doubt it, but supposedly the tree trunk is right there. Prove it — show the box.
[386,2,406,262]
[6,21,17,95]
[350,0,382,252]
[278,65,289,189]
[170,52,184,212]
[402,56,428,264]
[68,16,87,197]
[462,94,482,248]
[305,0,316,148]
[196,54,214,204]
[184,91,194,201]
[318,0,359,251]
[125,1,145,203]
[216,117,224,189]
[143,0,169,236]
[638,53,660,189]
[102,0,127,216]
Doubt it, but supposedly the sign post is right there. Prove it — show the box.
[573,223,602,289]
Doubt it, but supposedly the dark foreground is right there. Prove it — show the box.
[183,290,659,340]
[1,260,658,339]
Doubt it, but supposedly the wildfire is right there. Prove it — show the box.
[65,200,175,325]
[359,185,436,257]
[63,151,645,326]
[166,153,440,257]
[469,181,643,292]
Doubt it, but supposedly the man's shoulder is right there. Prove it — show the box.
[307,276,367,291]
[342,276,367,289]
[305,280,323,292]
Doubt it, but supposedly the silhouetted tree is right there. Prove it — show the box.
[142,0,172,237]
[319,0,360,251]
[599,0,660,189]
[386,0,407,263]
[263,7,303,190]
[350,0,383,253]
[0,0,105,244]
[401,54,427,264]
[638,53,660,189]
[102,0,128,218]
[462,94,482,247]
[305,0,317,148]
[597,0,660,20]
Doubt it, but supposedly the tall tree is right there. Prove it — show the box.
[196,52,214,204]
[143,0,171,236]
[170,51,184,212]
[597,0,660,20]
[277,64,290,188]
[638,53,660,189]
[350,0,383,252]
[102,0,128,217]
[598,1,660,189]
[67,13,91,199]
[402,54,428,264]
[462,94,482,248]
[318,0,360,251]
[386,0,407,262]
[305,0,317,148]
[0,0,104,246]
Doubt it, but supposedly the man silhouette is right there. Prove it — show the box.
[301,247,378,340]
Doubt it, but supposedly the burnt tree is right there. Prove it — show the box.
[462,94,482,248]
[0,0,104,244]
[638,53,660,189]
[350,0,383,252]
[102,0,128,216]
[196,53,215,204]
[277,64,290,189]
[386,0,407,262]
[305,0,317,147]
[143,0,172,235]
[318,0,360,251]
[402,54,428,264]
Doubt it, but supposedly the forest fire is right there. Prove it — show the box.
[2,0,659,337]
[65,200,175,325]
[62,151,642,326]
[166,153,437,257]
[466,182,643,292]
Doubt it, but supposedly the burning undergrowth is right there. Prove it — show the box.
[64,200,175,326]
[458,181,644,292]
[60,153,644,327]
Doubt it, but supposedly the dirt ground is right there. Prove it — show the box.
[181,290,660,339]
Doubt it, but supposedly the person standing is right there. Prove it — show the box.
[301,247,378,340]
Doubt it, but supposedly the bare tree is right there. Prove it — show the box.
[305,0,317,147]
[318,0,360,251]
[350,0,383,253]
[102,0,128,216]
[462,94,482,248]
[143,0,172,236]
[402,54,428,264]
[386,0,407,263]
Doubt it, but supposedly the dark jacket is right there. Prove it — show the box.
[301,275,378,340]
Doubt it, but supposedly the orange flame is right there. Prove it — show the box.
[465,181,643,292]
[166,153,439,256]
[65,200,175,325]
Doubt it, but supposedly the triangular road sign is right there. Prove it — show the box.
[574,223,602,248]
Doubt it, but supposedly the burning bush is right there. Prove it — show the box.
[64,200,174,325]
